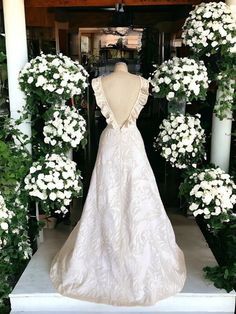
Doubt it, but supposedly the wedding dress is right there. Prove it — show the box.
[50,76,186,306]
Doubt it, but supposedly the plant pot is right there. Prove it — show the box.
[39,214,57,229]
[168,97,186,115]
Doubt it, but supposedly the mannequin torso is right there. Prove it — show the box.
[100,62,145,126]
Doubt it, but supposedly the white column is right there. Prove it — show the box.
[2,0,31,152]
[210,0,235,173]
[211,108,232,172]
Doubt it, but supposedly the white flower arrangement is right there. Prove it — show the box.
[182,2,236,56]
[24,153,82,215]
[43,104,87,151]
[182,168,236,230]
[19,52,89,105]
[150,57,209,103]
[154,114,206,169]
[0,193,32,260]
[0,193,14,244]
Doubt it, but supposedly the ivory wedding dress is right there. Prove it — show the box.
[50,76,186,306]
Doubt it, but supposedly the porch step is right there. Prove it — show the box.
[10,312,234,314]
[10,213,236,313]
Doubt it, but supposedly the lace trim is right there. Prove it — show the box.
[92,76,149,129]
[92,77,118,129]
[124,76,149,128]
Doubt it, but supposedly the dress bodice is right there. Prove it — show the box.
[92,76,149,130]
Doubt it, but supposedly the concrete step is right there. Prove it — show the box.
[10,213,236,313]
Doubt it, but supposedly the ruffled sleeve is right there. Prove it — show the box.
[125,76,150,127]
[91,77,118,129]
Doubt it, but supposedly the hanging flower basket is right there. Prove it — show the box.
[182,2,236,57]
[180,167,236,231]
[43,103,87,153]
[154,113,206,169]
[24,153,83,216]
[149,57,209,104]
[19,53,89,112]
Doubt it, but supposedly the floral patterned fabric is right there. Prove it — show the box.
[50,76,186,306]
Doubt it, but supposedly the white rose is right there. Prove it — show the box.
[44,175,53,182]
[47,182,55,190]
[55,180,64,190]
[167,92,175,100]
[1,222,8,230]
[27,77,34,84]
[64,199,71,206]
[173,82,180,91]
[56,191,64,199]
[51,59,60,67]
[162,135,169,142]
[49,192,57,201]
[164,77,171,85]
[189,203,199,211]
[36,75,47,87]
[165,148,171,155]
[53,73,60,79]
[56,88,64,95]
[30,166,37,174]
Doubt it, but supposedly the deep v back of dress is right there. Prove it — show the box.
[98,73,142,127]
[92,75,149,130]
[50,74,187,306]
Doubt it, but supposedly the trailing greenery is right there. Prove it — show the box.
[0,118,33,312]
[182,1,236,120]
[203,217,236,292]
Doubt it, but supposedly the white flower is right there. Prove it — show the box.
[56,88,64,95]
[155,114,205,169]
[173,82,180,91]
[36,75,47,87]
[27,77,34,84]
[164,77,171,85]
[43,104,87,149]
[49,192,57,201]
[30,166,37,174]
[189,203,199,211]
[150,57,208,103]
[1,222,8,230]
[167,92,175,100]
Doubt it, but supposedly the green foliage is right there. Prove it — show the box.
[203,217,236,292]
[0,118,32,310]
[204,263,236,293]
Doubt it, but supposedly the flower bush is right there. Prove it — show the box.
[0,191,32,310]
[181,2,236,119]
[24,153,82,216]
[180,167,236,231]
[43,104,87,152]
[19,53,89,109]
[149,57,209,102]
[154,114,206,169]
[0,119,32,311]
[182,2,236,57]
[0,193,14,248]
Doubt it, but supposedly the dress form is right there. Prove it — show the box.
[100,62,146,126]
